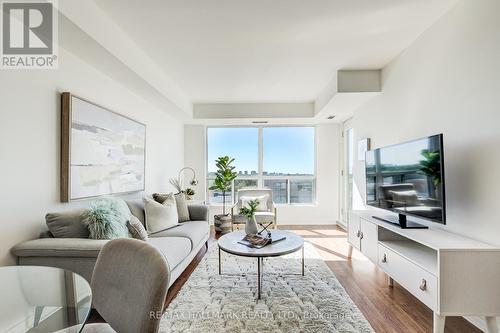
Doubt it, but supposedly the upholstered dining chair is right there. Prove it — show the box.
[231,188,277,231]
[81,238,170,333]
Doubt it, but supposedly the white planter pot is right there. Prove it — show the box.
[245,216,258,236]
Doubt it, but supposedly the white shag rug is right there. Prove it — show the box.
[159,241,374,333]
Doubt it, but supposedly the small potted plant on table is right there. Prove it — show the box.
[239,199,260,236]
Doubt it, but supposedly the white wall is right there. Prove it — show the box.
[184,124,340,225]
[184,125,206,201]
[0,47,184,265]
[350,0,500,329]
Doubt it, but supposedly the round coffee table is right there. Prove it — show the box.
[218,230,304,299]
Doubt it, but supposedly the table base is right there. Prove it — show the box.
[218,246,305,299]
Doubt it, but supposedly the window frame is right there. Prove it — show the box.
[206,125,317,206]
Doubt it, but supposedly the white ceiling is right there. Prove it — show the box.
[94,0,457,104]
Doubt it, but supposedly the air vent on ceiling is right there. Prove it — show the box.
[252,121,269,124]
[327,115,336,120]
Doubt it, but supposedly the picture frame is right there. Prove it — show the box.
[60,92,146,202]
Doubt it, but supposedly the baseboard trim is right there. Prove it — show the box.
[276,220,337,226]
[465,316,499,333]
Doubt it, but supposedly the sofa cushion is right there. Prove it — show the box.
[144,196,178,233]
[149,221,208,249]
[187,204,208,222]
[127,215,148,241]
[232,211,275,224]
[82,197,130,240]
[240,195,269,212]
[152,192,170,204]
[148,237,191,270]
[12,238,108,258]
[154,192,191,222]
[46,210,89,238]
[126,199,146,225]
[174,193,190,222]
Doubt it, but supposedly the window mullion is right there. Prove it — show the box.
[287,178,291,204]
[258,127,263,187]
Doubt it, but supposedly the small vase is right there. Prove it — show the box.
[245,216,258,236]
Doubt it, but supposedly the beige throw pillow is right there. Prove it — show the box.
[240,195,269,211]
[144,196,178,234]
[127,215,148,241]
[152,193,171,204]
[174,193,190,222]
[45,209,89,238]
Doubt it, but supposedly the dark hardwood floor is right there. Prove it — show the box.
[91,225,481,332]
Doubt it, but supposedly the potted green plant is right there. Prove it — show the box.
[184,188,195,200]
[169,178,196,200]
[239,199,259,236]
[209,156,237,234]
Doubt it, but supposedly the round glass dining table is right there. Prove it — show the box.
[0,266,92,333]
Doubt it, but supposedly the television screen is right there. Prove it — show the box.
[365,134,446,224]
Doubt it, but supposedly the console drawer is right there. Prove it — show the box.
[378,243,438,310]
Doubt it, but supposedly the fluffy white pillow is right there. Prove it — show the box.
[240,195,269,212]
[143,195,178,234]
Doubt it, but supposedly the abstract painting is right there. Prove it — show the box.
[61,93,146,201]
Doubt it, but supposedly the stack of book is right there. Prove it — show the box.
[238,234,286,249]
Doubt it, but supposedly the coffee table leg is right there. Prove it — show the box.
[257,257,261,299]
[301,246,305,276]
[218,247,221,275]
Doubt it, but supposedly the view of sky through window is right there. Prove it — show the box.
[263,127,314,176]
[207,127,258,174]
[207,127,314,176]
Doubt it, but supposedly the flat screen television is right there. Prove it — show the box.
[365,134,445,229]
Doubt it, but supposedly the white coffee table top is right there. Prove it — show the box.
[218,230,304,257]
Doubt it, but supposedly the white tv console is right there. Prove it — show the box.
[348,210,500,333]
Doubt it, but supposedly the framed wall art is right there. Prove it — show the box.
[60,92,146,202]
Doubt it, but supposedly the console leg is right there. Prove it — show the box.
[387,276,394,287]
[485,316,499,333]
[347,244,353,259]
[433,313,446,333]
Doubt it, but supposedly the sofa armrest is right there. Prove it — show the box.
[188,204,209,222]
[12,238,108,258]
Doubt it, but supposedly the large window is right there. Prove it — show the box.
[207,127,316,205]
[207,127,258,203]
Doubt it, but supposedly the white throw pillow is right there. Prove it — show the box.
[240,195,269,212]
[143,195,178,234]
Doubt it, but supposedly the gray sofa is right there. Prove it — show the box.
[11,200,210,287]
